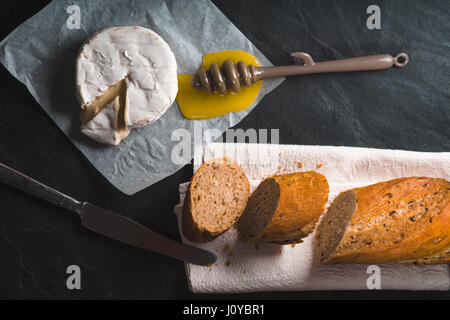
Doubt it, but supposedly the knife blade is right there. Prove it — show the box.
[80,203,217,265]
[0,161,217,266]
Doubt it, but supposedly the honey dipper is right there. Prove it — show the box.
[191,52,409,95]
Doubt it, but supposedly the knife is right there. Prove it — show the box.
[0,161,217,266]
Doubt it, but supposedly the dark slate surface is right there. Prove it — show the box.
[0,0,448,299]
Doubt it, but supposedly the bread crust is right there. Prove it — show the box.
[321,177,450,264]
[243,171,329,244]
[181,157,250,243]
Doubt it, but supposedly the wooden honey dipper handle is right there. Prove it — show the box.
[191,52,409,95]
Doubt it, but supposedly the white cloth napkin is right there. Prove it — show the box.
[174,143,450,293]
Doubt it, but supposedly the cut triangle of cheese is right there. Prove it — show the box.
[80,77,130,145]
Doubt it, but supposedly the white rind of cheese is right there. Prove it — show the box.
[76,26,178,145]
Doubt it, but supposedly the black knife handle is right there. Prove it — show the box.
[0,161,85,214]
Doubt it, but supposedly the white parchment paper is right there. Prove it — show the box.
[0,0,283,194]
[175,143,450,293]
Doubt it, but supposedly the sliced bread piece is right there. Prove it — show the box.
[182,157,250,243]
[316,177,450,264]
[238,171,329,244]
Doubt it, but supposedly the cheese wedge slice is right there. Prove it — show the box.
[81,77,130,145]
[76,26,178,145]
[79,77,130,145]
[79,77,127,126]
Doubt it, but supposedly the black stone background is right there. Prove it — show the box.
[0,0,448,299]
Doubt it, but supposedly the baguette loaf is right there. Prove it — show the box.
[182,157,250,243]
[317,177,450,265]
[238,171,329,244]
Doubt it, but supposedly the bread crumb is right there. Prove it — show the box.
[317,163,323,169]
[297,161,303,169]
[291,243,296,248]
[225,260,231,267]
[223,244,231,252]
[273,166,283,176]
[207,263,212,267]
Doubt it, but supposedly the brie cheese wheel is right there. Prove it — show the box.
[76,26,178,145]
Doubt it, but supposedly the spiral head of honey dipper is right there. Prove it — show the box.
[191,68,213,94]
[209,63,228,95]
[222,60,241,93]
[237,61,253,88]
[191,60,261,95]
